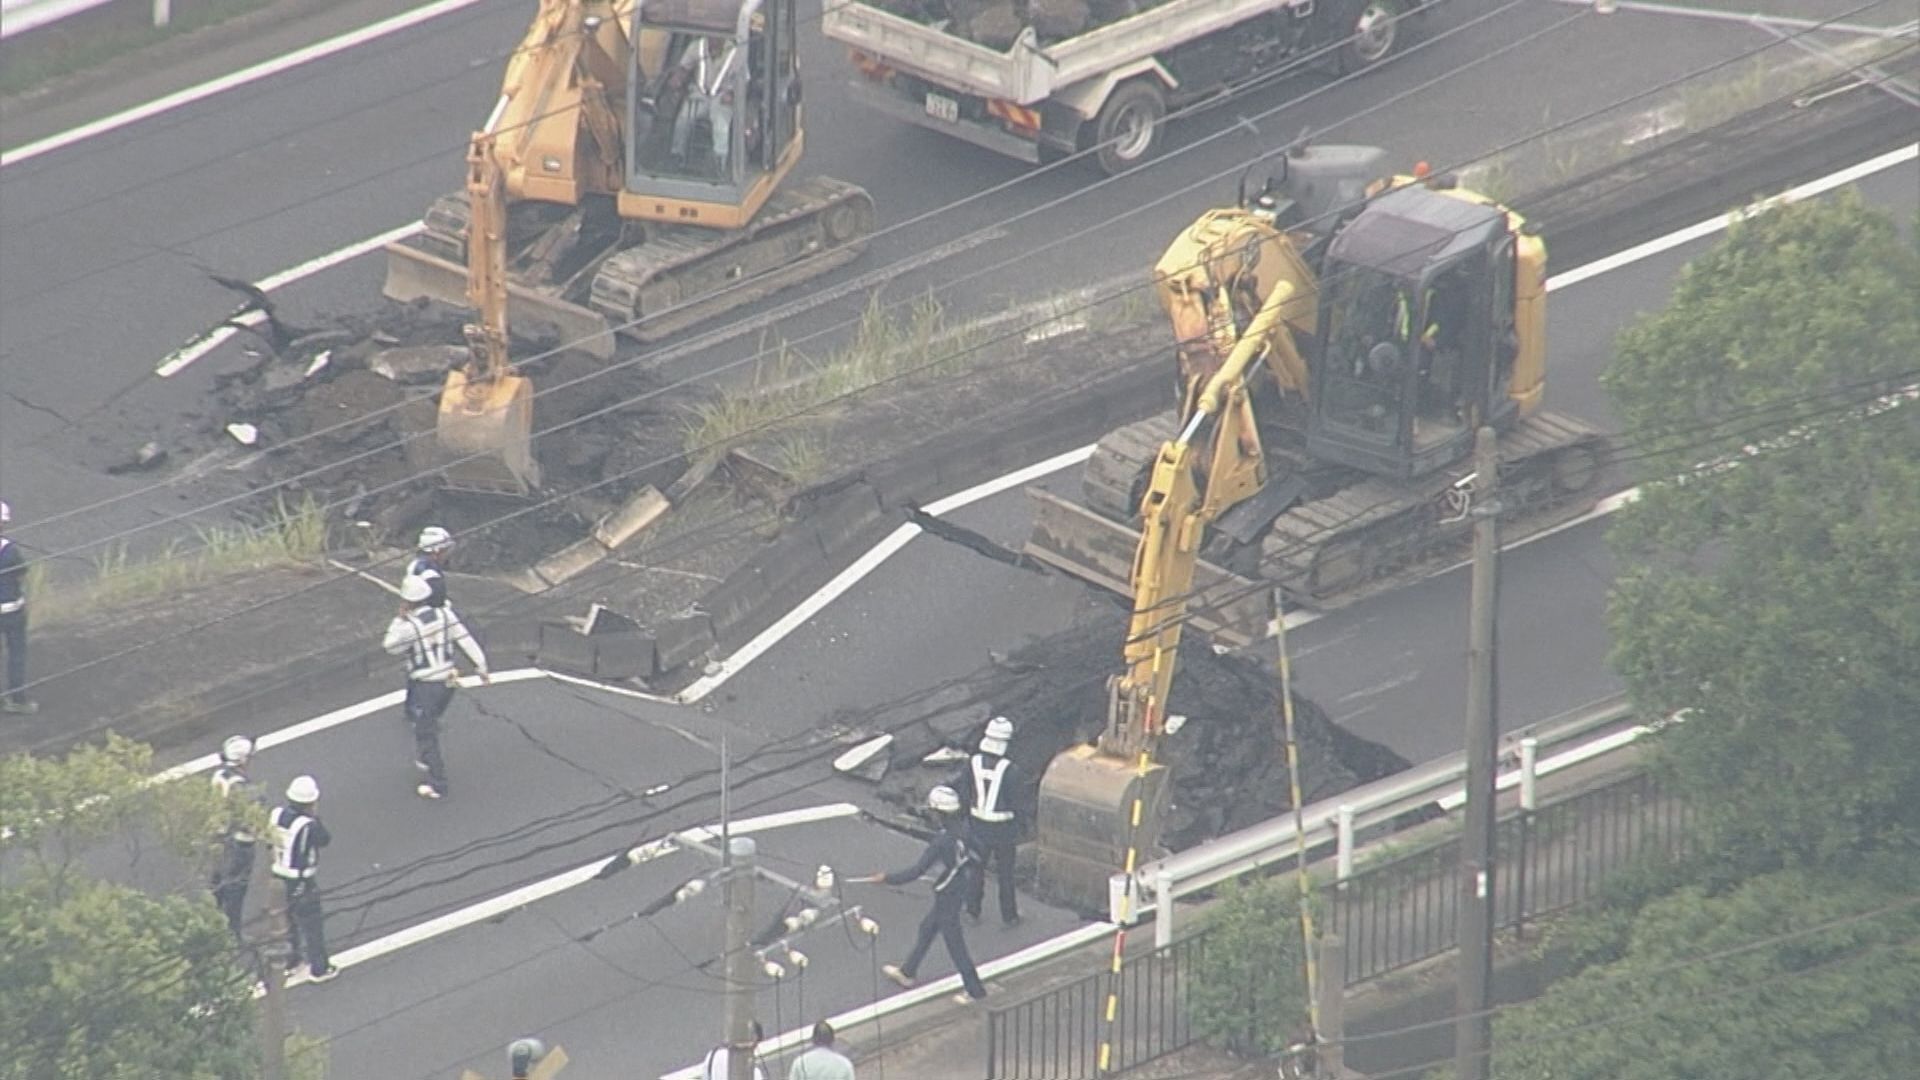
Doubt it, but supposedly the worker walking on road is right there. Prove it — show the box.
[408,526,455,608]
[854,785,989,1004]
[957,715,1022,928]
[382,574,490,800]
[208,736,261,937]
[269,775,337,983]
[787,1020,855,1080]
[0,500,38,715]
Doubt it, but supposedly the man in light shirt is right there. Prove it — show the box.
[788,1021,855,1080]
[701,1019,767,1080]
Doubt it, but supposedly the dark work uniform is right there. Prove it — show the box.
[885,824,987,999]
[959,751,1022,924]
[208,765,258,937]
[0,536,29,708]
[406,553,447,608]
[268,805,333,976]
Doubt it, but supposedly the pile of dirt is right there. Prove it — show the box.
[851,610,1408,853]
[184,298,690,573]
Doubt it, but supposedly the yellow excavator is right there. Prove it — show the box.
[389,0,875,492]
[1031,146,1610,907]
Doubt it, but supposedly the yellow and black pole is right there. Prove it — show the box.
[1273,587,1322,1067]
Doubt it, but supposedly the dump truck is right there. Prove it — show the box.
[823,0,1434,173]
[1030,146,1610,905]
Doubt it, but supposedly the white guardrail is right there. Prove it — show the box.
[1,0,175,41]
[1121,691,1648,944]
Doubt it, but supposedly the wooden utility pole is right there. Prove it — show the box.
[723,836,759,1080]
[1454,426,1501,1080]
[249,849,289,1080]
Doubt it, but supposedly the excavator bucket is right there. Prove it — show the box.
[383,239,617,361]
[435,367,541,496]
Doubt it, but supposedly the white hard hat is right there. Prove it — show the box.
[0,500,10,524]
[417,526,453,552]
[980,715,1013,755]
[220,735,254,766]
[399,575,434,603]
[927,785,961,814]
[286,775,320,803]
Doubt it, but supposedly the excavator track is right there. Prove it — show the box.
[590,176,875,342]
[1063,409,1611,613]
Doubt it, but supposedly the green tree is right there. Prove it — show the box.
[1187,875,1315,1056]
[1601,190,1920,872]
[0,736,261,1079]
[1483,860,1920,1080]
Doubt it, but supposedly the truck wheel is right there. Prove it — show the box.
[1091,80,1166,175]
[1339,0,1406,74]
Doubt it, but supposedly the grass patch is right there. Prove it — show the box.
[0,0,276,99]
[28,496,327,626]
[681,290,987,461]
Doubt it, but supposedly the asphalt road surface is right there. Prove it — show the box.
[4,0,1893,558]
[179,155,1914,1077]
[3,0,1913,1075]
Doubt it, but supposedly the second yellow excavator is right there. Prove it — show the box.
[388,0,875,492]
[1031,146,1612,908]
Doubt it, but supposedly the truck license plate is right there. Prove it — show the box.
[924,92,960,123]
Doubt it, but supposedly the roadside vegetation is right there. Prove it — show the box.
[26,495,326,626]
[0,0,278,99]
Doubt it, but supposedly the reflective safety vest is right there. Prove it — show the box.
[969,754,1014,823]
[269,807,318,880]
[211,767,255,844]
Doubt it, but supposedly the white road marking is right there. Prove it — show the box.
[271,802,861,992]
[154,222,424,376]
[1540,0,1920,39]
[0,0,488,168]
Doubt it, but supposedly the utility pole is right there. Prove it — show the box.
[723,836,759,1080]
[1454,426,1501,1080]
[249,848,289,1080]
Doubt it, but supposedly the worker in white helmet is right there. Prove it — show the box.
[0,499,37,714]
[268,775,336,982]
[407,525,455,608]
[852,785,988,1003]
[955,715,1022,927]
[208,736,261,937]
[382,573,490,799]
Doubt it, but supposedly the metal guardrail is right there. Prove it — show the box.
[2,0,177,42]
[1118,692,1647,940]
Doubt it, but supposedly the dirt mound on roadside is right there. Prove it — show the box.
[853,611,1408,852]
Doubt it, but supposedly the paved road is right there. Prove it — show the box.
[0,0,1842,561]
[194,155,1912,1076]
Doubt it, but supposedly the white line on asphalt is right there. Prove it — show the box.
[154,222,424,376]
[271,802,861,992]
[0,0,488,167]
[1540,0,1920,39]
[673,443,1100,703]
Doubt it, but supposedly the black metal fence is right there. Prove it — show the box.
[983,770,1693,1079]
[1329,770,1694,985]
[985,931,1201,1079]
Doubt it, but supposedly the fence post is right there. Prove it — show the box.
[1515,737,1538,939]
[1154,867,1175,950]
[1316,933,1347,1077]
[1336,804,1356,881]
[153,0,171,28]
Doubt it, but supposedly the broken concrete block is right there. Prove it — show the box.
[537,622,597,676]
[835,734,894,781]
[532,537,607,588]
[593,631,659,680]
[593,485,670,550]
[1029,0,1090,37]
[654,612,715,673]
[370,344,465,385]
[227,423,259,446]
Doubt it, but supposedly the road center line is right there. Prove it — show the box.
[0,0,489,167]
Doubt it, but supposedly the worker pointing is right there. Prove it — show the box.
[383,574,490,800]
[269,775,336,983]
[853,785,989,1004]
[956,716,1022,927]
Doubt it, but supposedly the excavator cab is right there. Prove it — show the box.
[625,0,802,226]
[1308,184,1521,481]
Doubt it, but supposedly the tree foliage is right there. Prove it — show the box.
[1188,876,1315,1056]
[0,737,261,1079]
[1601,190,1920,871]
[1485,860,1920,1080]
